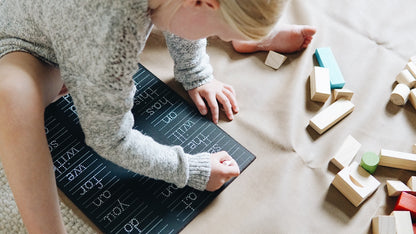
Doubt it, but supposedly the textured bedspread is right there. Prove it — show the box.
[141,1,416,233]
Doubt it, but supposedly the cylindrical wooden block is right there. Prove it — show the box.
[406,62,416,77]
[396,69,416,88]
[409,89,416,110]
[360,152,379,174]
[390,83,410,105]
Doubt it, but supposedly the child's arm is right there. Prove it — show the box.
[188,79,239,124]
[164,33,239,124]
[45,2,238,191]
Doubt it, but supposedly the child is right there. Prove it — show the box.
[0,0,315,232]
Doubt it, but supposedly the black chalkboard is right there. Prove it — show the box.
[44,64,256,234]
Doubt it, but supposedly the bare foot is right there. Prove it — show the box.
[232,24,316,54]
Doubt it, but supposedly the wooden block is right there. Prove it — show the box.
[390,83,410,106]
[315,47,345,89]
[386,180,411,196]
[409,89,416,110]
[332,88,354,101]
[332,162,380,207]
[264,51,287,69]
[330,135,361,170]
[309,99,354,134]
[407,176,416,191]
[413,144,416,154]
[394,192,416,220]
[360,152,379,174]
[310,66,331,102]
[372,215,396,234]
[379,149,416,171]
[405,62,416,78]
[396,69,416,88]
[390,211,413,234]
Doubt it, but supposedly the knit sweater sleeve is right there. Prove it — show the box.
[43,1,211,190]
[164,32,214,90]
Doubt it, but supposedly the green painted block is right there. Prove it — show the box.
[360,152,380,174]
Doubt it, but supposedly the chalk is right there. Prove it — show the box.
[222,160,232,166]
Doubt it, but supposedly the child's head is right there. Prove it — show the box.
[218,0,288,41]
[150,0,288,41]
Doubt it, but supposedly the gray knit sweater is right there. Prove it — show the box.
[0,0,213,190]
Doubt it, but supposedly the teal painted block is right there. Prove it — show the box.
[315,47,345,89]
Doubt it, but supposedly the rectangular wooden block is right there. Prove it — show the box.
[332,88,354,101]
[309,99,355,134]
[390,211,413,234]
[372,215,396,234]
[379,149,416,171]
[330,135,361,170]
[264,51,287,69]
[310,66,331,102]
[315,47,345,89]
[386,180,411,196]
[394,192,416,220]
[332,162,380,207]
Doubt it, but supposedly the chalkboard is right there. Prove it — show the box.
[44,64,256,234]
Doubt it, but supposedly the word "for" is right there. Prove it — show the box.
[80,176,103,196]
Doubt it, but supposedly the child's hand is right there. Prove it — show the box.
[205,151,240,191]
[188,79,239,124]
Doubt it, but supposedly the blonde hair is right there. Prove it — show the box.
[218,0,288,41]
